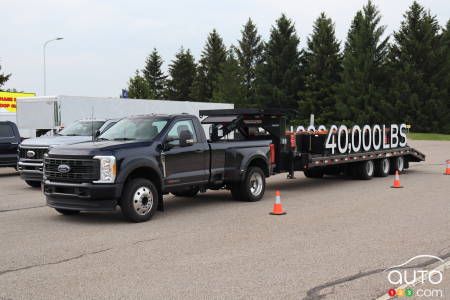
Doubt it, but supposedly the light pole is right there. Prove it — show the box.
[43,37,63,95]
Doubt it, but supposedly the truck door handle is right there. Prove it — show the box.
[195,149,203,153]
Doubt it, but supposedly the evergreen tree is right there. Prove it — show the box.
[298,13,342,125]
[190,29,227,102]
[212,50,246,105]
[255,14,302,110]
[142,48,167,99]
[388,2,448,133]
[0,64,11,91]
[441,20,450,133]
[234,18,264,104]
[166,47,197,101]
[336,0,390,124]
[127,70,152,99]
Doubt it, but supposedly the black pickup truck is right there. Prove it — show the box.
[43,111,274,222]
[0,121,21,168]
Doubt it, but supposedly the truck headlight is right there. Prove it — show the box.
[93,156,116,183]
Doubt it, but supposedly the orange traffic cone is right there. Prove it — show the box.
[270,190,286,215]
[444,160,450,175]
[391,171,403,188]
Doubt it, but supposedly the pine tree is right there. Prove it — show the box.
[212,50,246,105]
[190,29,227,101]
[142,48,167,99]
[255,14,302,110]
[388,2,445,132]
[0,64,11,91]
[298,13,342,125]
[234,18,264,104]
[441,20,450,133]
[166,47,197,101]
[127,70,152,99]
[336,1,390,125]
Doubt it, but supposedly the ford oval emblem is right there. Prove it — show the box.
[57,164,71,173]
[26,150,35,158]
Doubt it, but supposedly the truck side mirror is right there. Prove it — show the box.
[94,130,101,138]
[179,130,194,147]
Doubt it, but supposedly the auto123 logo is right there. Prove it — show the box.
[384,255,444,298]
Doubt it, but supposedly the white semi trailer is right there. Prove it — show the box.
[16,95,233,138]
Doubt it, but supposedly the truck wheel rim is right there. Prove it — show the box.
[397,157,404,171]
[133,186,153,216]
[366,161,374,176]
[249,173,263,196]
[383,159,390,173]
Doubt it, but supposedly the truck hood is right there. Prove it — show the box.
[48,140,154,156]
[20,135,92,147]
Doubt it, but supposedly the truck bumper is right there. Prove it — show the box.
[43,180,122,211]
[18,161,43,181]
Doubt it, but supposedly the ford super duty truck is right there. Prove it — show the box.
[42,109,424,222]
[18,119,118,187]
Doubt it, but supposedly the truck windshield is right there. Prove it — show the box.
[59,121,105,136]
[98,117,168,141]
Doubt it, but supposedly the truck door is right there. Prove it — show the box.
[162,119,208,186]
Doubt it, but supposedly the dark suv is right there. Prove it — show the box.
[0,121,21,168]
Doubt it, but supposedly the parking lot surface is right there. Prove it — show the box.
[0,140,449,300]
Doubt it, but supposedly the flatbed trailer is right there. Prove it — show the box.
[200,108,425,179]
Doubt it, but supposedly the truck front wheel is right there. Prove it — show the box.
[231,167,265,202]
[121,178,158,222]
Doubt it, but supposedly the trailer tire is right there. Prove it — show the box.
[121,178,158,222]
[375,158,390,177]
[55,208,80,215]
[231,167,265,202]
[304,168,324,178]
[25,180,41,188]
[356,160,374,180]
[390,156,405,174]
[171,186,199,197]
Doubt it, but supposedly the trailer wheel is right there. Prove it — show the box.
[390,156,405,174]
[121,178,158,222]
[304,168,324,178]
[374,158,390,177]
[356,160,374,180]
[231,167,265,202]
[171,186,199,197]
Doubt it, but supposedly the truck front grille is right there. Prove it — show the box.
[44,158,100,183]
[19,147,48,160]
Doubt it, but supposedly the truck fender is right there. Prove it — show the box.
[241,153,270,179]
[116,157,164,211]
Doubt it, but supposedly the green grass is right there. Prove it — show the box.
[408,132,450,141]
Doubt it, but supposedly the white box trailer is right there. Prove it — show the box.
[16,95,233,138]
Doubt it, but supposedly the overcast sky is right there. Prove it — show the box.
[2,0,449,97]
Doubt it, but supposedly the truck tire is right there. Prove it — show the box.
[374,158,390,177]
[55,208,80,215]
[390,156,405,174]
[121,178,158,222]
[231,167,265,202]
[171,187,199,197]
[356,160,374,180]
[304,168,324,178]
[25,180,41,188]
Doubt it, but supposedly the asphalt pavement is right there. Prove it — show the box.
[0,140,449,300]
